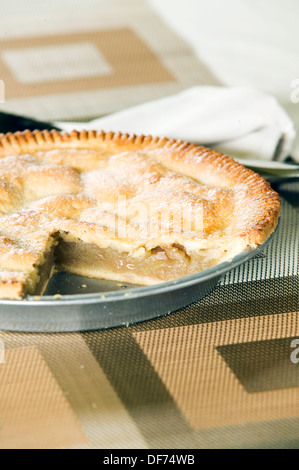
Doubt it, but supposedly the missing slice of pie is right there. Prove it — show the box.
[0,129,280,299]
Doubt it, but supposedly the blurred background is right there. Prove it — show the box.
[0,0,298,152]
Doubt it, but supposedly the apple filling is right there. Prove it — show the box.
[55,238,193,286]
[25,232,230,296]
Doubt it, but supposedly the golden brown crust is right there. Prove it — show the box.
[0,129,280,299]
[0,281,24,299]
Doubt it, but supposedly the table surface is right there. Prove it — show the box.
[0,0,298,449]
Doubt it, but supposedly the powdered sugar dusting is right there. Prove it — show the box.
[0,142,278,292]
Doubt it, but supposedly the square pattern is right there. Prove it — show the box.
[0,29,174,99]
[2,42,113,84]
[0,0,220,120]
[217,336,299,393]
[134,311,299,430]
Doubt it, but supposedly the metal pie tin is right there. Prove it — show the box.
[0,228,277,332]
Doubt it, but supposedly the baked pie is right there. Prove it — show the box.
[0,129,280,299]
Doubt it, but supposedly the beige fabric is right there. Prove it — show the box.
[0,345,87,449]
[0,0,220,121]
[135,312,299,430]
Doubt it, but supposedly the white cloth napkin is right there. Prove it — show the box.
[56,86,296,162]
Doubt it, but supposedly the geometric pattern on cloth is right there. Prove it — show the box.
[0,198,298,449]
[134,312,299,430]
[0,0,220,121]
[0,334,148,449]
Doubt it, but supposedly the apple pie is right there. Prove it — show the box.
[0,129,280,299]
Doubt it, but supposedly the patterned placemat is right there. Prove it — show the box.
[0,197,298,449]
[0,0,219,122]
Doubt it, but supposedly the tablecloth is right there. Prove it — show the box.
[0,0,298,450]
